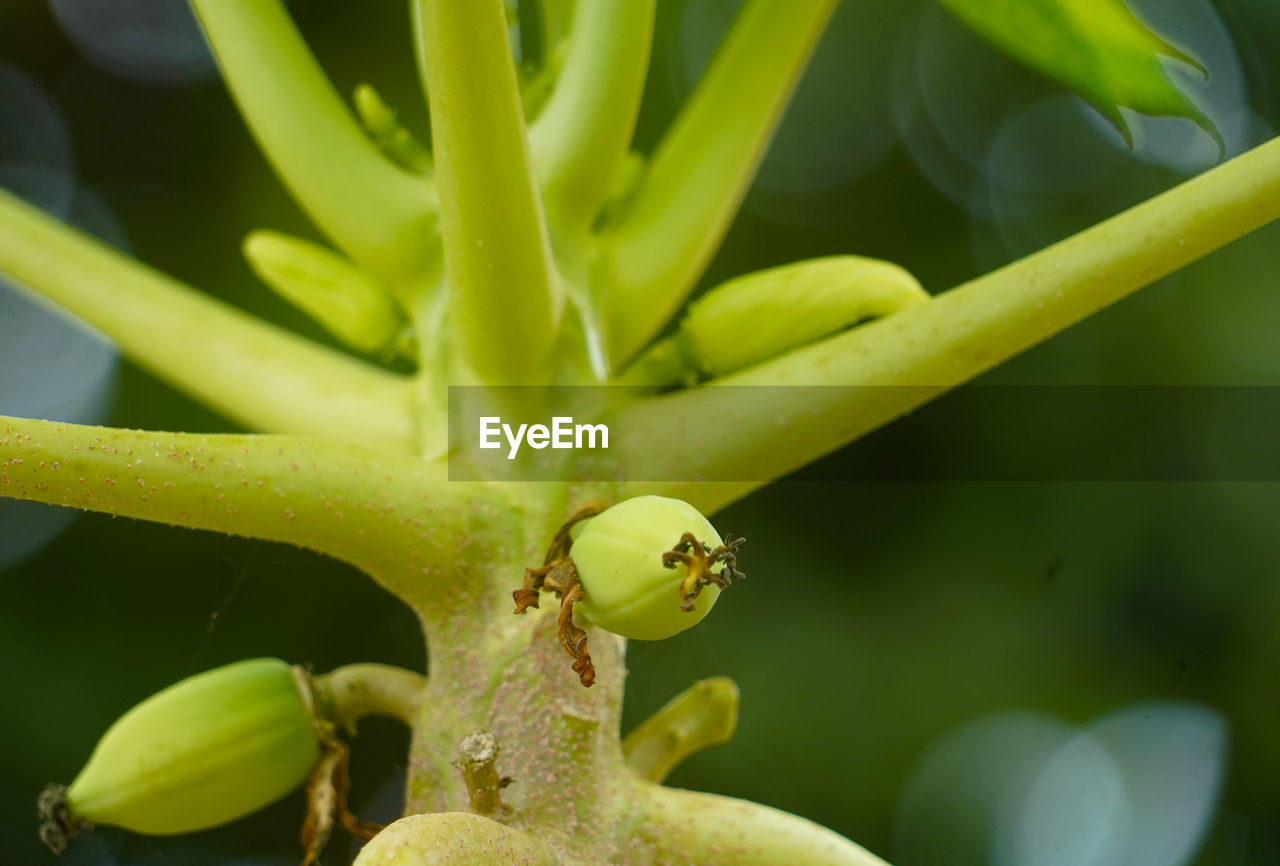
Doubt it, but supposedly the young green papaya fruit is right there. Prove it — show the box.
[59,658,322,837]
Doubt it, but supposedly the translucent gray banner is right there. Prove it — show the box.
[446,386,1280,482]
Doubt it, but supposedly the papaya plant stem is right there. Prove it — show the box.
[316,664,426,729]
[0,416,505,607]
[614,134,1280,517]
[190,0,438,285]
[598,0,839,365]
[535,0,577,59]
[415,0,562,383]
[622,677,739,783]
[629,779,892,865]
[0,190,415,451]
[528,0,655,233]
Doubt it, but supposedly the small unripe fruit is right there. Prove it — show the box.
[353,813,554,866]
[51,658,322,842]
[572,496,738,641]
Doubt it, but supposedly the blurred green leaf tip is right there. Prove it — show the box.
[935,0,1223,151]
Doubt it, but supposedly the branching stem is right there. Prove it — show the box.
[415,0,562,383]
[613,134,1280,515]
[0,417,504,607]
[315,664,426,730]
[599,0,840,365]
[630,779,891,865]
[623,677,739,783]
[191,0,437,285]
[0,190,415,452]
[528,0,655,233]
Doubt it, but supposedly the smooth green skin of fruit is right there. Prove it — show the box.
[572,496,725,641]
[353,813,555,866]
[66,658,321,835]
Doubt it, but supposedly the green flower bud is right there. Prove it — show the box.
[43,658,322,847]
[572,496,743,641]
[353,83,433,173]
[243,230,404,355]
[620,256,927,387]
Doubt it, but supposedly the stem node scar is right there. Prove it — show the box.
[455,731,514,817]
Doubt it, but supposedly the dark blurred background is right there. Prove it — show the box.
[2,1,1279,864]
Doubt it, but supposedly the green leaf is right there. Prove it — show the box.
[932,0,1219,146]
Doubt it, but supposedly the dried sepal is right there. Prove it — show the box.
[301,739,382,866]
[512,502,608,687]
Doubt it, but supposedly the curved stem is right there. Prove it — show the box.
[0,189,415,452]
[0,417,504,606]
[629,780,891,865]
[612,134,1280,516]
[623,677,739,783]
[535,0,577,57]
[191,0,437,285]
[528,0,655,233]
[415,0,562,383]
[597,0,839,366]
[315,664,426,729]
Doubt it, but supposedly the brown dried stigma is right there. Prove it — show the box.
[37,784,86,855]
[662,533,746,611]
[512,501,608,687]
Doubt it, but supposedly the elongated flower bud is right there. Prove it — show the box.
[621,256,927,386]
[572,496,743,641]
[41,658,322,850]
[680,256,928,377]
[243,230,404,354]
[354,84,433,173]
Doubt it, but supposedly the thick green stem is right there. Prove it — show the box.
[628,779,892,865]
[191,0,437,285]
[613,134,1280,516]
[315,664,426,729]
[416,0,562,383]
[0,417,504,606]
[406,560,631,827]
[528,0,655,233]
[598,0,839,365]
[623,677,739,783]
[0,190,415,452]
